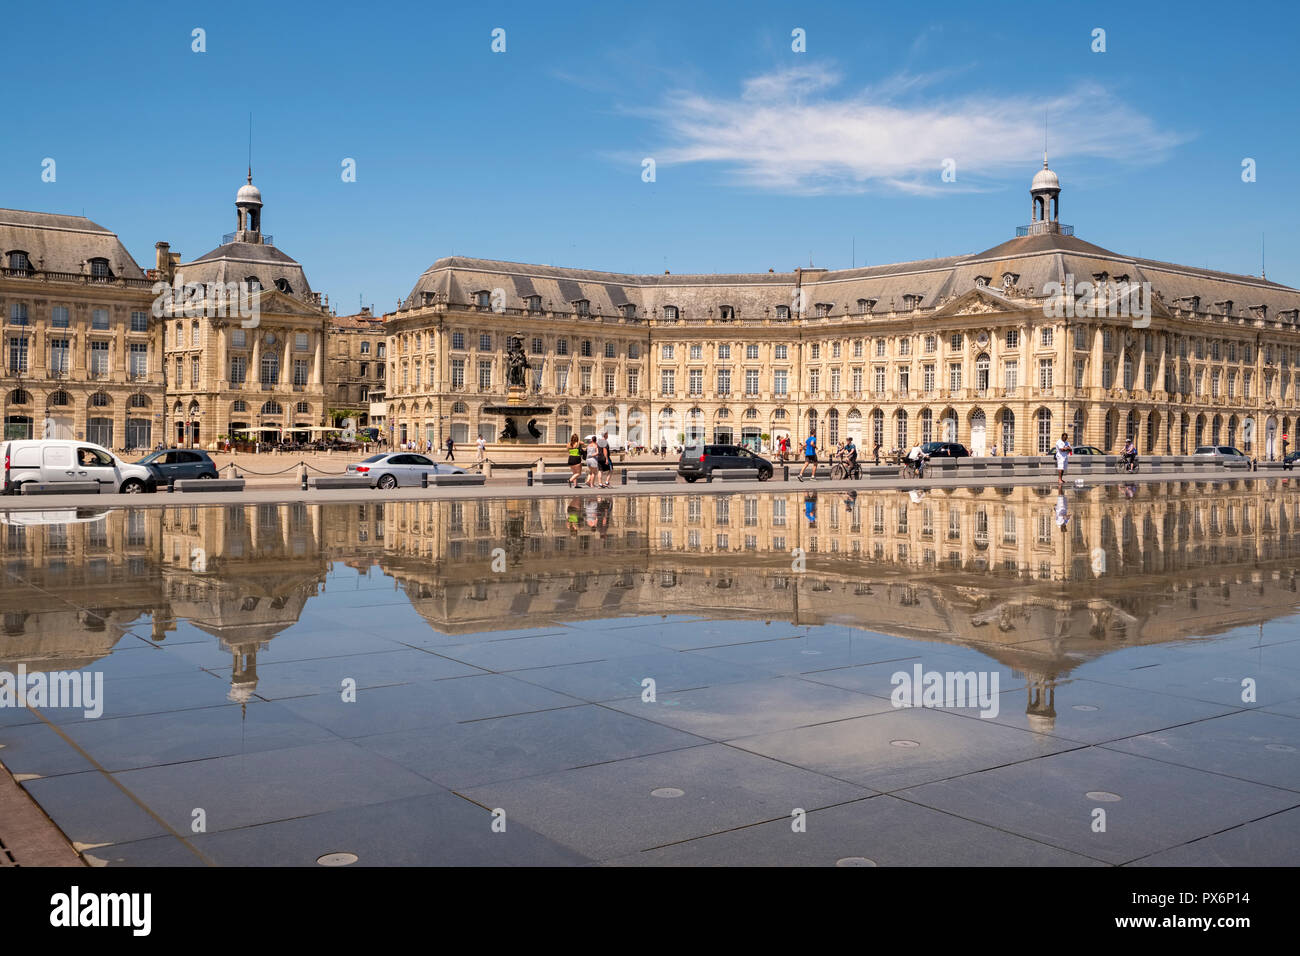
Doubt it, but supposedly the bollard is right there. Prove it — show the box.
[621,468,627,485]
[421,472,429,489]
[526,469,533,487]
[167,478,175,493]
[783,465,789,482]
[301,470,308,491]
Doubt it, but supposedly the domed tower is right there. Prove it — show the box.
[1030,155,1061,231]
[234,168,264,242]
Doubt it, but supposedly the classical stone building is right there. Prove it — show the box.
[326,308,386,429]
[1,210,165,448]
[384,164,1300,458]
[157,173,332,447]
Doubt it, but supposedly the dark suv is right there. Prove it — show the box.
[921,441,970,458]
[678,444,774,482]
[135,448,220,481]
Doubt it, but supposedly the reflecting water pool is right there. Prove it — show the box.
[2,479,1298,866]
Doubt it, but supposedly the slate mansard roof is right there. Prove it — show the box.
[0,208,146,278]
[400,229,1300,324]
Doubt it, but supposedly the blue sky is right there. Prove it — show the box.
[4,0,1298,312]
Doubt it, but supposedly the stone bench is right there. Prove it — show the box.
[22,481,101,495]
[709,468,760,481]
[631,470,679,483]
[535,472,577,485]
[431,473,487,486]
[176,478,245,493]
[309,476,373,489]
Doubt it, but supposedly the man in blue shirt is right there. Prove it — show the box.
[798,432,818,481]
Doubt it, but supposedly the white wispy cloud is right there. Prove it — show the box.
[637,64,1186,195]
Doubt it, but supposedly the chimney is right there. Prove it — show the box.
[155,241,172,279]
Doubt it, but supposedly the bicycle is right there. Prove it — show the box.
[1122,453,1139,474]
[830,454,862,481]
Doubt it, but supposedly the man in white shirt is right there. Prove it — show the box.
[1055,433,1072,488]
[476,436,486,464]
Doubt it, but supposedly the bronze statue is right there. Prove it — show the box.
[506,335,530,388]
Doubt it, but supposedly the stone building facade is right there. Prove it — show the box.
[1,210,165,449]
[157,174,332,447]
[326,308,386,429]
[384,165,1300,458]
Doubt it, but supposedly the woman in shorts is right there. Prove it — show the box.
[567,434,583,487]
[585,436,600,488]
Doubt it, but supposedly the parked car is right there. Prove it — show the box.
[921,442,970,459]
[677,443,774,482]
[346,453,465,488]
[1,440,156,495]
[1069,445,1107,456]
[1283,451,1299,471]
[1193,445,1250,466]
[135,448,219,482]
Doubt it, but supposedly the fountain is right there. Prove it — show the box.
[481,333,554,444]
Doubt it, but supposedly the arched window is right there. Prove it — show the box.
[261,400,282,416]
[232,400,247,413]
[275,278,293,294]
[48,390,71,407]
[1035,407,1053,454]
[90,391,110,408]
[296,401,310,414]
[1000,410,1015,454]
[127,392,150,408]
[8,389,31,406]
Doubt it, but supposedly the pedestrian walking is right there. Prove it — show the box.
[444,436,455,461]
[585,435,600,488]
[872,440,881,466]
[476,435,486,465]
[567,434,583,487]
[1055,432,1072,488]
[596,430,613,488]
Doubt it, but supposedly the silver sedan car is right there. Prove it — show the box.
[346,453,466,489]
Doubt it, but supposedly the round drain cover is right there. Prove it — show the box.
[651,787,684,798]
[890,739,920,748]
[1072,704,1100,712]
[836,857,877,867]
[316,852,358,866]
[1085,791,1121,802]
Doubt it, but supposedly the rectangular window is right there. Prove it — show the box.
[50,338,69,374]
[948,363,962,391]
[1004,360,1019,391]
[717,343,730,360]
[1073,326,1086,350]
[450,359,465,387]
[1006,329,1020,348]
[661,344,674,360]
[874,366,885,394]
[191,356,200,386]
[91,340,109,376]
[746,344,759,359]
[773,370,787,395]
[130,311,148,332]
[230,354,246,383]
[898,367,909,393]
[294,359,309,386]
[899,338,911,356]
[745,369,759,395]
[555,338,568,356]
[91,309,109,330]
[809,370,819,394]
[660,369,675,394]
[688,369,703,395]
[8,336,29,373]
[716,369,731,395]
[774,344,787,360]
[690,344,702,360]
[1074,359,1085,389]
[1038,358,1053,390]
[479,333,492,351]
[451,332,465,350]
[604,371,616,395]
[627,370,639,395]
[478,360,492,389]
[853,367,863,393]
[580,366,592,391]
[51,306,69,328]
[295,331,309,351]
[555,365,568,392]
[1040,327,1053,346]
[923,364,935,393]
[360,341,371,354]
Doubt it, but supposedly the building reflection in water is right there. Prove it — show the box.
[3,480,1297,730]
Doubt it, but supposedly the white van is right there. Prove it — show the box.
[1,440,156,495]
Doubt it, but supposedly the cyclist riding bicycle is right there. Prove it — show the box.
[1121,438,1138,471]
[833,438,860,480]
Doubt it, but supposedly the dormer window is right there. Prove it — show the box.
[526,295,542,312]
[244,275,262,292]
[1249,305,1268,321]
[1279,309,1299,326]
[815,303,832,317]
[274,278,293,294]
[718,305,735,320]
[621,303,638,319]
[776,305,791,319]
[856,298,876,314]
[662,305,678,320]
[1001,273,1019,289]
[1175,295,1200,312]
[1214,300,1233,316]
[89,258,112,280]
[974,276,991,289]
[474,290,491,309]
[7,251,31,273]
[573,299,590,316]
[902,293,923,310]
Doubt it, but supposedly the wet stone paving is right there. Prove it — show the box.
[1,478,1298,866]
